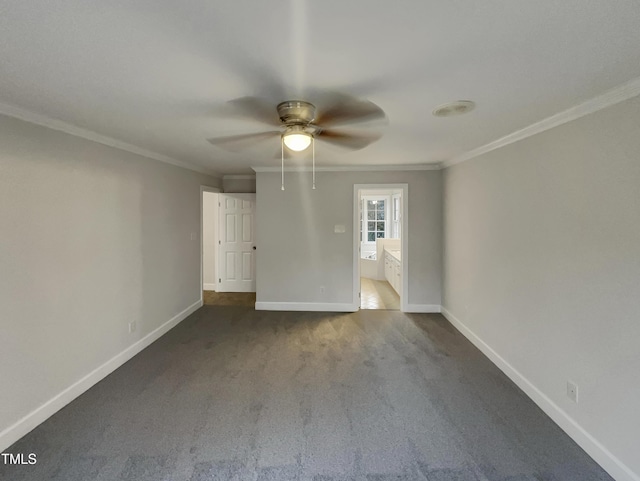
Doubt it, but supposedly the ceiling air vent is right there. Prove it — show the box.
[432,100,476,117]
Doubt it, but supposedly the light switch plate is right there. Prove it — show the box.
[334,224,346,233]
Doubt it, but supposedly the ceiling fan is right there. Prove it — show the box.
[206,94,386,190]
[206,94,386,153]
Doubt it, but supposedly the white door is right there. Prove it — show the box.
[218,193,256,292]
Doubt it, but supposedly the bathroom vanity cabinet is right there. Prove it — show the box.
[384,249,402,296]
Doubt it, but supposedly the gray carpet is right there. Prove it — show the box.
[1,307,612,481]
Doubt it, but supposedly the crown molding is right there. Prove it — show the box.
[252,164,441,173]
[0,102,219,178]
[223,174,256,180]
[443,75,640,169]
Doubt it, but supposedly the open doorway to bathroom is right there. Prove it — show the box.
[354,185,407,311]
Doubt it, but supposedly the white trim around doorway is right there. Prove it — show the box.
[200,185,221,304]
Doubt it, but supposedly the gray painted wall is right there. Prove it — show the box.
[256,170,442,307]
[223,176,256,193]
[0,114,220,447]
[443,95,640,479]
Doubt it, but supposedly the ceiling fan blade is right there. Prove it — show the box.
[316,129,383,151]
[315,95,386,127]
[207,131,280,151]
[221,96,281,126]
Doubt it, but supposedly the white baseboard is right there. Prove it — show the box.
[404,303,442,313]
[203,283,216,291]
[0,299,203,452]
[254,301,441,314]
[255,301,358,312]
[441,307,639,481]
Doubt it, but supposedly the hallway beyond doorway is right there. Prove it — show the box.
[203,291,255,307]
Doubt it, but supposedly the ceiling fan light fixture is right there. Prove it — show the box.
[283,131,312,151]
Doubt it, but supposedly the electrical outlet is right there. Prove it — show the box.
[190,232,197,241]
[567,381,578,403]
[128,321,136,334]
[320,286,325,294]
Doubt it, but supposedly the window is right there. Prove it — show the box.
[362,196,388,243]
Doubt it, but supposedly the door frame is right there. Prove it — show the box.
[200,185,221,304]
[353,184,408,312]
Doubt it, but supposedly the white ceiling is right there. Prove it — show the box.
[1,1,640,175]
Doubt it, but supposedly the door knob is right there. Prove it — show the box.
[252,246,256,250]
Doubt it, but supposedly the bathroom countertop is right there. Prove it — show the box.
[385,248,401,261]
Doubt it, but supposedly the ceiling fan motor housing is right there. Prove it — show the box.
[277,100,316,125]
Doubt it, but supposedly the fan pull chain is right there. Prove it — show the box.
[281,136,285,191]
[312,137,316,190]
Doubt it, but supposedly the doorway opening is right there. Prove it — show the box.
[353,184,408,311]
[201,188,257,307]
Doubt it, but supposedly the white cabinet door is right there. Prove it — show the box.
[385,253,402,296]
[391,260,398,291]
[395,259,402,296]
[385,253,392,283]
[218,194,256,292]
[389,260,394,285]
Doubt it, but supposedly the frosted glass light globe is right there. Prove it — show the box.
[283,132,312,151]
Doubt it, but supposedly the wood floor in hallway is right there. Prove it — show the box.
[203,290,256,306]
